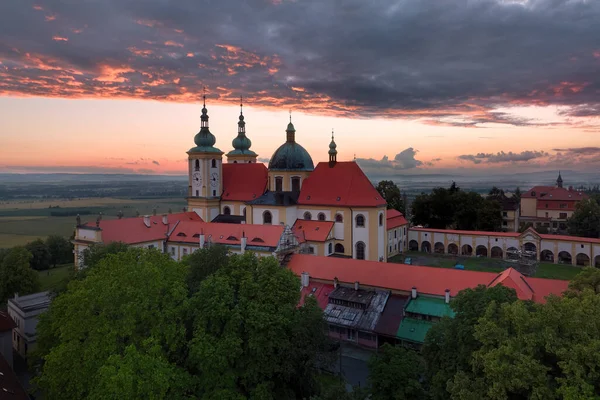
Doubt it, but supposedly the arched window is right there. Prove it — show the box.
[304,211,312,220]
[356,242,366,260]
[275,176,283,192]
[379,213,383,226]
[335,243,345,253]
[318,213,326,221]
[263,211,272,225]
[355,214,365,227]
[211,159,217,168]
[335,213,343,223]
[291,177,301,192]
[328,242,333,254]
[223,206,231,215]
[194,159,200,171]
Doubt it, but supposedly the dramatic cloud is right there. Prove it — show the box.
[356,147,436,178]
[458,150,547,164]
[1,0,600,125]
[552,147,600,155]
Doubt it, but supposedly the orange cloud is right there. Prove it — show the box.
[52,36,68,42]
[95,65,135,83]
[164,40,184,48]
[45,15,57,21]
[32,5,43,11]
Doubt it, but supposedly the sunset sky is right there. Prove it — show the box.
[1,0,599,177]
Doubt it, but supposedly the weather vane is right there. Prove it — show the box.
[240,95,243,114]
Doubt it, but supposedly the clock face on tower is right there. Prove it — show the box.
[210,172,218,187]
[192,172,202,185]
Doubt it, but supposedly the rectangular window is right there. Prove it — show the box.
[389,246,392,253]
[502,212,507,217]
[404,228,406,235]
[195,190,199,197]
[394,230,397,238]
[559,213,567,219]
[148,245,154,249]
[502,221,507,226]
[347,329,355,341]
[170,247,175,255]
[560,203,567,209]
[275,177,283,192]
[212,190,216,196]
[291,177,301,192]
[183,248,188,256]
[545,212,549,217]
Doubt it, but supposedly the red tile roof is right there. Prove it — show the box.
[298,162,387,207]
[222,163,268,201]
[386,209,408,229]
[488,268,534,301]
[299,282,335,309]
[292,219,334,242]
[90,212,201,244]
[287,254,567,303]
[169,220,284,248]
[0,311,16,332]
[539,233,600,244]
[525,186,587,202]
[410,227,519,237]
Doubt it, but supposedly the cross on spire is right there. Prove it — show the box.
[202,86,206,107]
[240,95,243,115]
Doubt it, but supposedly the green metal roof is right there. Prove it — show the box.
[396,318,434,344]
[405,297,456,318]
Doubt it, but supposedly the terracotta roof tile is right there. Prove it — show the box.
[298,162,386,207]
[411,227,519,237]
[299,282,334,309]
[0,354,29,400]
[488,267,534,301]
[222,163,268,201]
[525,186,587,201]
[169,220,284,248]
[386,209,408,229]
[539,233,600,244]
[292,219,334,242]
[288,254,567,303]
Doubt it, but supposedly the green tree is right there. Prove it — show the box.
[185,245,230,295]
[567,198,600,238]
[187,253,329,400]
[422,285,518,400]
[565,267,600,295]
[476,199,502,231]
[368,344,426,400]
[376,180,405,213]
[449,291,600,399]
[0,247,41,304]
[81,242,129,269]
[34,249,192,399]
[411,187,455,228]
[46,235,73,268]
[26,238,51,270]
[487,186,505,201]
[514,186,522,201]
[453,191,482,230]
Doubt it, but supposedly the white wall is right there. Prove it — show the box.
[352,209,369,259]
[253,207,280,225]
[286,206,298,227]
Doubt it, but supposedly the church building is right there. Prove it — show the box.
[185,97,387,261]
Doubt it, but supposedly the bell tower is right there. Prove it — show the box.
[187,95,223,221]
[226,96,258,163]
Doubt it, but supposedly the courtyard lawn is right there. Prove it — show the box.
[37,264,74,292]
[388,251,582,280]
[534,262,582,281]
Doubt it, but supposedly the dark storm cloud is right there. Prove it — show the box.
[458,150,547,164]
[1,0,600,123]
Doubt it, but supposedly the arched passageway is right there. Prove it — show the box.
[434,242,445,254]
[461,244,473,256]
[491,246,503,259]
[476,245,488,257]
[558,251,572,264]
[540,250,554,263]
[409,240,418,251]
[448,243,458,255]
[421,241,431,253]
[576,253,590,267]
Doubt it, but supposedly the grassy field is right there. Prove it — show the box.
[389,251,581,280]
[38,264,74,291]
[0,197,186,248]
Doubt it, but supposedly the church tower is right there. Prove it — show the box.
[328,129,337,167]
[556,171,563,188]
[187,96,223,221]
[226,97,258,163]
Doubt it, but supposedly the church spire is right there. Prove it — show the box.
[190,92,221,153]
[329,129,337,167]
[557,171,563,188]
[286,110,296,142]
[227,95,257,162]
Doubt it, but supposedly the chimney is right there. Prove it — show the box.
[333,277,339,289]
[199,231,205,249]
[241,231,247,254]
[143,215,151,228]
[445,289,450,304]
[162,214,168,225]
[301,272,310,287]
[354,281,359,291]
[411,287,417,299]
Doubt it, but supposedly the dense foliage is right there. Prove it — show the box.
[0,246,41,304]
[376,180,405,213]
[368,344,426,400]
[567,197,600,238]
[411,183,502,231]
[34,247,330,400]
